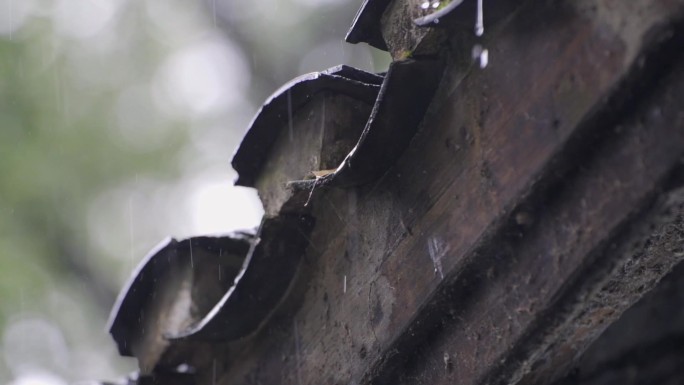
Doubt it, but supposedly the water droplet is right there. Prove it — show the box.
[432,1,440,9]
[479,49,489,68]
[287,89,294,142]
[472,44,483,59]
[189,238,194,268]
[176,363,194,373]
[421,1,430,9]
[471,44,489,69]
[433,18,440,24]
[427,236,447,279]
[475,0,484,36]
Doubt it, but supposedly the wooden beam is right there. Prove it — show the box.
[209,1,684,384]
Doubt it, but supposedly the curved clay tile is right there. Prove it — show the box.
[231,65,383,189]
[167,214,315,341]
[107,233,253,371]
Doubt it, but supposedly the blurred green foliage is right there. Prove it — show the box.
[0,0,389,383]
[0,3,188,381]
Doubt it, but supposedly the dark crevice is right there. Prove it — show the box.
[563,333,684,384]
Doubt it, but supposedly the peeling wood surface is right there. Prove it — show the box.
[207,0,684,384]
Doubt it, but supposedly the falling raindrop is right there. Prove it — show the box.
[19,288,24,316]
[344,275,347,293]
[427,236,447,279]
[304,178,319,207]
[472,44,489,69]
[212,0,217,27]
[189,238,194,268]
[8,0,13,40]
[128,195,134,268]
[473,44,481,59]
[53,68,62,120]
[479,49,489,68]
[287,89,294,142]
[320,98,326,142]
[475,0,484,36]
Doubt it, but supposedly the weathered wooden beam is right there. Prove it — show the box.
[104,0,684,384]
[557,257,684,384]
[209,0,684,384]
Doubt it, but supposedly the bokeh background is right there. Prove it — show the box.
[0,0,389,383]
